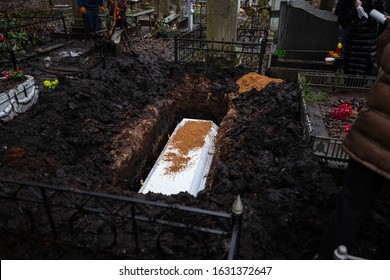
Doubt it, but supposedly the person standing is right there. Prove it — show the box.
[106,0,128,29]
[317,22,390,260]
[335,0,387,75]
[77,0,105,34]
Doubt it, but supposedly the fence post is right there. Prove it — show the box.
[60,12,69,40]
[131,205,140,257]
[200,26,205,49]
[258,35,267,73]
[40,187,57,239]
[228,195,243,259]
[3,30,18,70]
[174,35,178,62]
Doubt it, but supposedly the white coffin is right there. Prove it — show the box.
[139,118,218,196]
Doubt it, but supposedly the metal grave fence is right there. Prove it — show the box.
[0,177,242,259]
[0,14,70,65]
[174,26,268,72]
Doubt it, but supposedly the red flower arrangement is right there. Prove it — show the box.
[331,101,353,120]
[2,68,25,81]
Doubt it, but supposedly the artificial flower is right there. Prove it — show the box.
[332,101,353,120]
[43,80,51,88]
[342,125,352,132]
[43,79,59,91]
[326,42,343,58]
[2,68,24,80]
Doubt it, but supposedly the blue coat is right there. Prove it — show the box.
[77,0,103,9]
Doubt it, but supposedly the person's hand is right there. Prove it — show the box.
[355,0,362,8]
[80,6,86,14]
[383,16,390,25]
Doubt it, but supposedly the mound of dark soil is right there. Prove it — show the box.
[0,39,388,260]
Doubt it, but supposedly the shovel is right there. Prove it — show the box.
[111,29,123,44]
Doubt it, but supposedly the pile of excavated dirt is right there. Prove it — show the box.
[0,39,389,260]
[236,72,283,94]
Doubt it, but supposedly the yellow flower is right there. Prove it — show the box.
[43,80,51,88]
[337,42,343,49]
[43,79,59,90]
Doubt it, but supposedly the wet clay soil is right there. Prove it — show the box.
[0,39,389,260]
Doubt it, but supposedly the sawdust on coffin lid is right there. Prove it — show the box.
[237,72,283,94]
[163,120,213,175]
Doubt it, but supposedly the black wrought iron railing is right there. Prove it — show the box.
[174,26,267,72]
[240,5,270,30]
[0,14,69,58]
[0,177,242,259]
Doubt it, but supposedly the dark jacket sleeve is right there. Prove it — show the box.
[335,0,357,27]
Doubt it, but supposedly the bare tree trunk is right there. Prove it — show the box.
[156,0,169,19]
[172,0,180,14]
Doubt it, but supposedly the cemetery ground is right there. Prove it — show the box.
[0,38,389,260]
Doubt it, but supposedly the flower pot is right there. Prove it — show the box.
[0,75,39,122]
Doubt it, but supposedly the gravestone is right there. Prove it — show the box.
[276,0,339,60]
[206,0,239,50]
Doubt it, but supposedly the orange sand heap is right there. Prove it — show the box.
[237,72,283,94]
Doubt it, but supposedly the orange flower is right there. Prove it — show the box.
[327,42,343,59]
